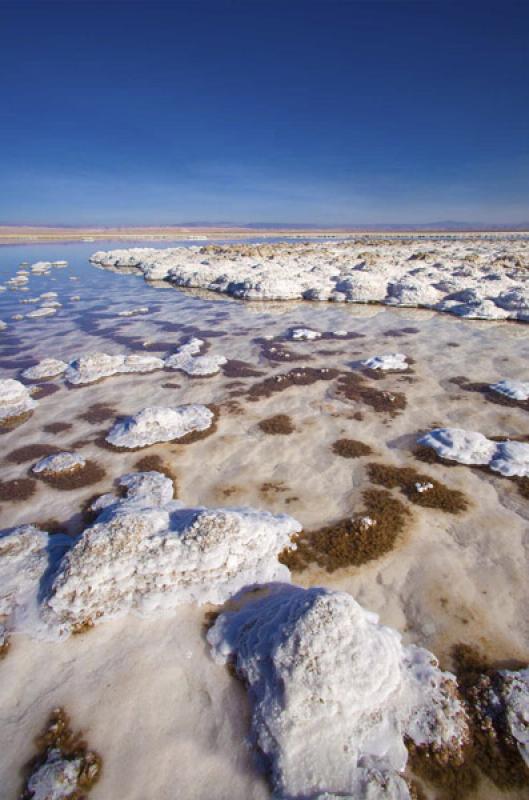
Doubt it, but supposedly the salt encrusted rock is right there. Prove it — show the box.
[498,669,529,767]
[30,262,53,274]
[362,353,408,371]
[289,327,322,341]
[165,337,227,376]
[106,404,214,449]
[0,379,37,423]
[32,452,86,476]
[25,750,84,800]
[0,526,70,642]
[90,237,529,321]
[418,428,529,477]
[26,307,57,318]
[64,352,164,385]
[43,471,300,633]
[22,358,68,381]
[208,585,468,800]
[490,379,529,402]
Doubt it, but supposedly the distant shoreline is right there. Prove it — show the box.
[0,225,527,244]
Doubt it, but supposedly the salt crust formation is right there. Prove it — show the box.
[64,352,164,385]
[90,237,529,320]
[418,428,529,477]
[0,378,37,422]
[25,750,85,800]
[26,307,57,319]
[105,404,214,448]
[362,353,408,371]
[22,358,68,381]
[165,337,227,376]
[495,668,529,767]
[490,379,529,402]
[208,585,469,800]
[32,452,86,476]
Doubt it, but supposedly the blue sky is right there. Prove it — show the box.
[1,0,528,225]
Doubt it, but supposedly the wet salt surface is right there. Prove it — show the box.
[1,240,529,799]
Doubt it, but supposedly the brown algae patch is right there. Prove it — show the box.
[280,488,410,572]
[222,360,264,378]
[77,403,118,424]
[20,708,101,800]
[367,462,469,513]
[0,410,33,432]
[0,478,37,502]
[332,438,373,458]
[256,336,312,364]
[258,414,295,435]
[31,383,61,399]
[247,367,339,401]
[6,443,62,465]
[43,421,73,434]
[335,373,407,416]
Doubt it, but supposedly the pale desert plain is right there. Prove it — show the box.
[1,232,529,800]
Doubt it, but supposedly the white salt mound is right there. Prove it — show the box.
[418,427,529,477]
[362,353,409,371]
[64,352,164,385]
[208,585,468,800]
[0,378,37,422]
[43,471,299,633]
[32,452,86,476]
[22,358,68,381]
[105,404,214,448]
[165,337,227,376]
[26,307,57,319]
[499,668,529,768]
[117,306,149,316]
[26,750,83,800]
[289,327,322,341]
[490,379,529,402]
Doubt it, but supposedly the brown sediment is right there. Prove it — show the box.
[31,382,60,399]
[335,372,407,416]
[31,518,66,535]
[247,367,339,400]
[219,399,245,415]
[367,462,468,513]
[33,460,106,491]
[383,327,420,337]
[0,410,33,431]
[258,414,295,435]
[260,481,289,495]
[6,443,62,464]
[134,454,178,493]
[0,477,37,502]
[280,488,410,572]
[256,337,312,364]
[222,360,264,378]
[161,381,182,389]
[43,421,73,434]
[77,403,118,424]
[20,708,101,800]
[332,438,373,458]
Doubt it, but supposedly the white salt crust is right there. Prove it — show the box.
[498,668,529,768]
[22,358,68,381]
[208,585,469,800]
[26,307,57,318]
[418,428,529,477]
[90,237,529,320]
[42,471,299,633]
[105,404,214,448]
[32,452,86,476]
[64,352,164,385]
[362,353,409,371]
[490,379,529,402]
[165,337,227,376]
[289,327,322,341]
[117,306,149,316]
[0,378,37,422]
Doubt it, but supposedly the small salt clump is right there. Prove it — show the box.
[289,327,322,341]
[64,352,164,385]
[418,427,529,477]
[32,452,86,476]
[0,379,37,423]
[362,353,408,371]
[490,379,529,402]
[106,404,214,448]
[165,337,227,376]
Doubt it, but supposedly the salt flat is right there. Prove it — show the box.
[1,237,529,799]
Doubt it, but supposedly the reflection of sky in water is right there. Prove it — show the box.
[1,240,528,377]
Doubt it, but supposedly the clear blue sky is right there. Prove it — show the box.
[1,0,528,225]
